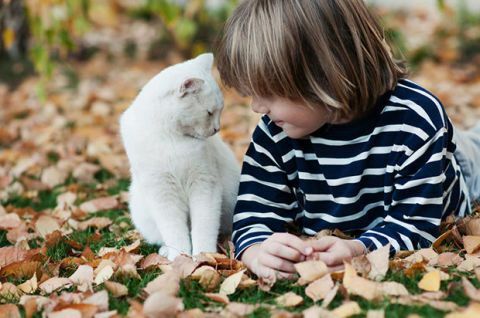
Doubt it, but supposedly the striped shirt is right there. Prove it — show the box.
[232,79,471,258]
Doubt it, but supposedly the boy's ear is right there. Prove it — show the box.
[178,78,204,98]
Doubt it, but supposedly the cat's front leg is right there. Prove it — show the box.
[144,185,192,261]
[189,183,222,256]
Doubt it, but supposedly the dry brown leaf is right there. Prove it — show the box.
[303,306,337,318]
[461,277,480,302]
[437,252,464,267]
[171,255,200,278]
[294,260,328,285]
[366,243,390,281]
[17,273,37,294]
[0,246,33,268]
[222,302,257,317]
[177,309,205,318]
[39,277,72,294]
[94,264,114,285]
[305,273,334,302]
[204,292,229,304]
[35,215,60,238]
[343,262,380,301]
[41,166,68,188]
[465,217,480,236]
[445,302,480,318]
[367,309,385,318]
[418,270,441,292]
[69,264,94,292]
[83,290,109,312]
[331,301,362,318]
[104,281,128,297]
[48,308,83,318]
[144,270,180,296]
[275,292,303,307]
[463,236,480,254]
[143,291,184,318]
[404,248,438,264]
[0,304,21,318]
[93,310,118,318]
[79,196,118,213]
[191,266,221,291]
[219,269,246,296]
[140,253,169,269]
[321,283,339,308]
[78,217,112,231]
[0,213,21,230]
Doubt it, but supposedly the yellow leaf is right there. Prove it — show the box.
[463,236,480,254]
[2,28,15,50]
[418,270,441,292]
[17,273,37,294]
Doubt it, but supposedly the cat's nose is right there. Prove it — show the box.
[214,128,219,134]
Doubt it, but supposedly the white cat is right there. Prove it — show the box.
[119,53,240,260]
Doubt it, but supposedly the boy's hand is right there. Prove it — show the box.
[241,233,311,280]
[306,236,367,272]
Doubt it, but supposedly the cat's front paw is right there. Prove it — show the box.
[159,246,183,261]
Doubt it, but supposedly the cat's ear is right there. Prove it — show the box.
[195,53,214,71]
[178,78,204,98]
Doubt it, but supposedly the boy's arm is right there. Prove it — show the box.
[232,118,298,259]
[353,127,465,257]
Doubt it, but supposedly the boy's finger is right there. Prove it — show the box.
[272,233,311,255]
[309,236,338,252]
[260,254,296,273]
[315,251,341,266]
[266,241,306,262]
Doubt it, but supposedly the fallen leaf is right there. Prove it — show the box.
[275,292,303,307]
[191,266,221,291]
[140,253,170,269]
[78,217,112,231]
[305,273,334,302]
[294,260,328,285]
[17,273,37,294]
[94,264,114,285]
[79,196,118,213]
[48,308,83,318]
[219,269,246,296]
[303,306,337,318]
[367,243,390,281]
[367,309,385,318]
[69,265,94,292]
[144,270,180,296]
[104,281,129,297]
[418,270,441,292]
[35,215,60,238]
[445,302,480,318]
[463,236,480,254]
[143,291,184,318]
[204,293,229,304]
[462,277,480,302]
[0,304,21,318]
[83,290,109,311]
[343,262,380,301]
[222,302,257,317]
[39,277,72,294]
[332,301,362,318]
[0,213,21,230]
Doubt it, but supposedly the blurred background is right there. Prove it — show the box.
[0,0,479,198]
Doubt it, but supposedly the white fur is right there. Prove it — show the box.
[120,53,240,260]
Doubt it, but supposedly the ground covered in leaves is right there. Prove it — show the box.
[1,3,480,318]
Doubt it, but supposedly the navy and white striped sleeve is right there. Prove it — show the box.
[354,96,452,256]
[232,119,297,259]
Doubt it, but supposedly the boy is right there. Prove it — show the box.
[216,0,477,279]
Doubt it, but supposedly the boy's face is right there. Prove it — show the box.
[251,96,332,139]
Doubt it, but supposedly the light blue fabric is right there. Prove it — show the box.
[454,123,480,204]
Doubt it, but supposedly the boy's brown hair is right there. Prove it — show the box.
[216,0,407,120]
